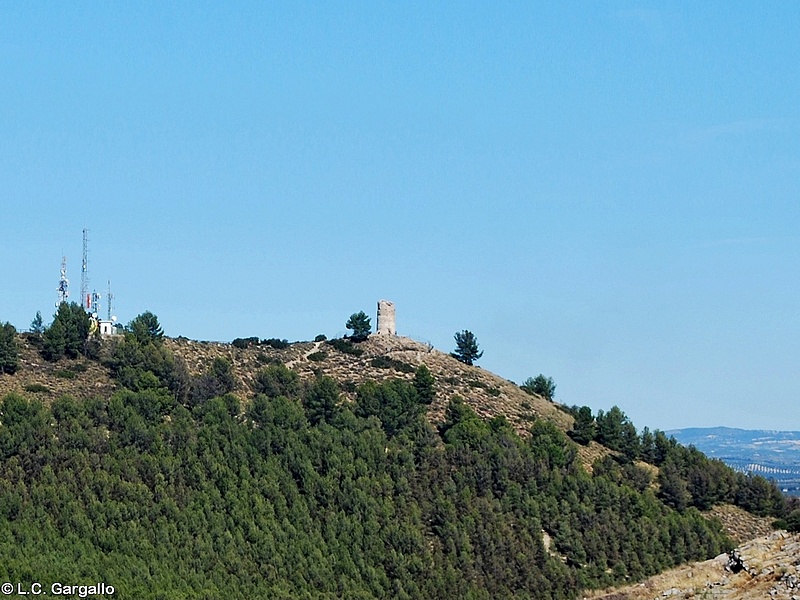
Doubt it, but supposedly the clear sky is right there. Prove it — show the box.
[2,2,798,431]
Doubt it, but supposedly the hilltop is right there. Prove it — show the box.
[164,334,572,431]
[0,331,574,451]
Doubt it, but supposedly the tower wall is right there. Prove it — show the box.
[376,300,396,335]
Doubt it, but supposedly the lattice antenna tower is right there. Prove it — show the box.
[57,256,69,306]
[107,280,114,322]
[81,228,89,310]
[91,290,101,316]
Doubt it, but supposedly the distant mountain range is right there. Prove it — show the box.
[667,427,800,495]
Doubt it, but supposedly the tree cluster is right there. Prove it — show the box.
[567,404,788,517]
[40,302,93,361]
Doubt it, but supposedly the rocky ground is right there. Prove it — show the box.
[585,528,799,600]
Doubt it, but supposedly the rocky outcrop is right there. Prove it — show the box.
[584,531,800,600]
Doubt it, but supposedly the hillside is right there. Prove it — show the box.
[0,324,791,599]
[668,427,800,496]
[0,334,571,432]
[164,334,573,432]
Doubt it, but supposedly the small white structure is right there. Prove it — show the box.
[376,300,396,335]
[99,318,117,337]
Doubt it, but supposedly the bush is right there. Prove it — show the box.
[24,383,50,394]
[369,356,415,372]
[521,375,556,401]
[314,334,327,342]
[307,351,327,362]
[262,338,290,350]
[253,364,300,398]
[232,337,259,349]
[326,338,364,356]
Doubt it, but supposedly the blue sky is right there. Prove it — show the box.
[2,2,798,431]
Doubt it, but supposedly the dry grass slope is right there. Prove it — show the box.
[165,334,574,435]
[0,335,115,403]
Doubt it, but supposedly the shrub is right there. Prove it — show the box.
[370,356,393,369]
[521,375,556,401]
[261,338,290,350]
[24,383,50,394]
[314,334,327,342]
[232,337,259,349]
[307,351,327,362]
[326,338,364,356]
[253,364,300,398]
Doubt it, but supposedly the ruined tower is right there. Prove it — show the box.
[376,300,396,336]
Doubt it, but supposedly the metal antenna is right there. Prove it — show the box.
[57,256,69,306]
[81,228,90,310]
[107,280,114,321]
[91,290,101,315]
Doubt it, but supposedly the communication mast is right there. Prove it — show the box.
[106,281,114,322]
[81,228,90,310]
[91,290,101,315]
[57,256,69,306]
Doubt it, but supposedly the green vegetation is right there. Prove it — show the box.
[252,363,300,398]
[0,322,19,374]
[232,336,259,349]
[232,337,290,350]
[307,351,327,362]
[0,381,735,599]
[521,374,556,401]
[262,338,290,350]
[370,356,415,373]
[23,383,51,394]
[451,330,482,365]
[413,364,435,404]
[567,404,786,516]
[346,311,372,342]
[30,311,44,335]
[0,310,787,598]
[326,337,364,356]
[41,302,93,361]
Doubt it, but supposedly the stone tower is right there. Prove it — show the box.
[376,300,396,335]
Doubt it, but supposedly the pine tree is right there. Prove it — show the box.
[345,311,371,342]
[413,364,436,404]
[451,330,483,365]
[0,322,19,374]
